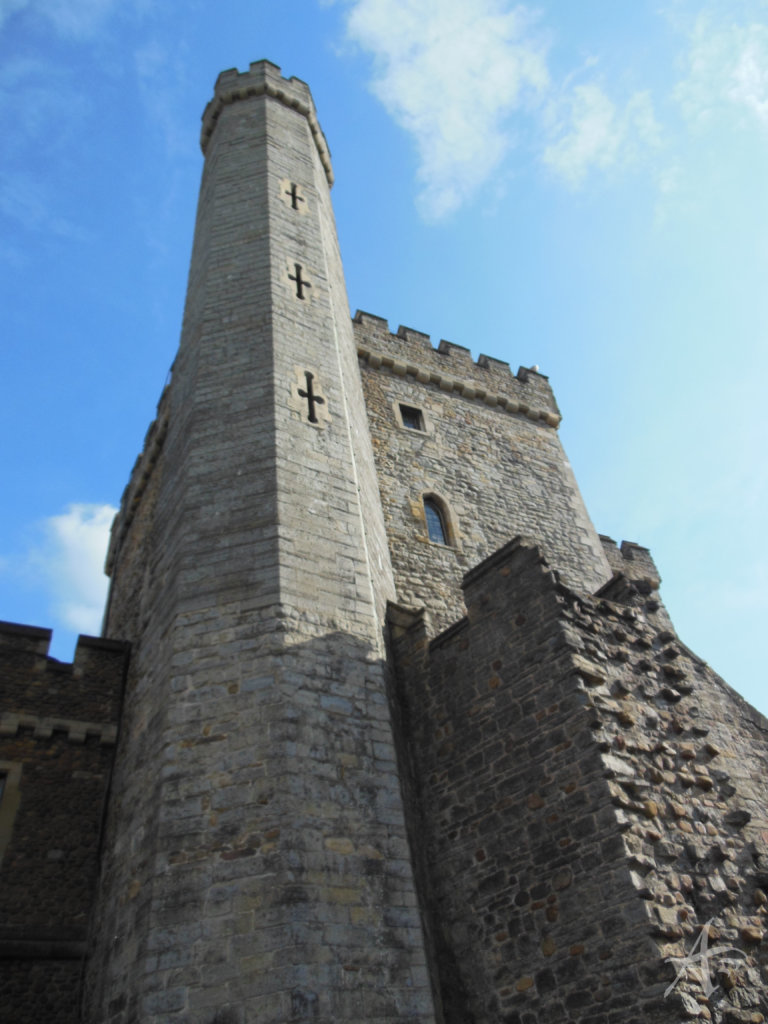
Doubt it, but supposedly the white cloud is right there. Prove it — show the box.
[542,85,660,187]
[335,0,667,213]
[35,503,116,635]
[729,28,768,124]
[676,16,768,130]
[337,0,549,219]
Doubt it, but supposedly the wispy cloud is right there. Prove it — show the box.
[676,16,768,130]
[0,0,118,37]
[0,58,92,242]
[33,503,116,635]
[0,172,91,241]
[729,26,768,124]
[337,0,550,219]
[335,0,667,216]
[543,86,660,187]
[134,38,192,156]
[0,57,87,154]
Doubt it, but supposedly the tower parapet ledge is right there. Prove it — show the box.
[354,310,561,427]
[200,59,333,184]
[599,534,661,589]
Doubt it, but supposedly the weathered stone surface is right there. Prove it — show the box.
[81,61,433,1024]
[389,537,768,1024]
[357,315,610,634]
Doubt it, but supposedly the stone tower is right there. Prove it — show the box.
[84,62,434,1023]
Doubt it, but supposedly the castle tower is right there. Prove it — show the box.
[4,58,768,1024]
[85,63,435,1023]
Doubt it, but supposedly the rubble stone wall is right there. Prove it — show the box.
[389,538,768,1023]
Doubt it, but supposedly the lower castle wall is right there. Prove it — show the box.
[0,624,128,1024]
[390,540,656,1023]
[390,538,768,1024]
[0,731,116,933]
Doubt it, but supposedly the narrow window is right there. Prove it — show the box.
[424,497,449,545]
[399,404,424,431]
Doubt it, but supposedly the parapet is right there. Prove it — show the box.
[599,535,661,589]
[200,60,334,186]
[353,311,561,428]
[106,384,170,575]
[0,620,129,729]
[0,621,52,658]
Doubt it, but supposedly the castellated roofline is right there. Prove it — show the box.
[354,309,562,428]
[105,384,170,576]
[0,619,128,665]
[200,60,334,186]
[0,619,128,745]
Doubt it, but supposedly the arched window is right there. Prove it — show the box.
[424,496,449,545]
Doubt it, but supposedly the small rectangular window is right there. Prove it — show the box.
[399,404,424,431]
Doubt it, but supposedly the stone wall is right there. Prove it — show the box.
[0,622,128,1024]
[356,312,611,635]
[389,538,768,1023]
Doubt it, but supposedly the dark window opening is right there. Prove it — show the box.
[424,498,448,545]
[400,404,424,431]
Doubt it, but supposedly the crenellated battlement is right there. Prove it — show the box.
[200,60,334,185]
[0,621,52,658]
[105,385,169,576]
[599,534,661,588]
[0,620,129,729]
[0,712,117,746]
[354,310,561,428]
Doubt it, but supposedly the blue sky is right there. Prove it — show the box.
[1,0,766,714]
